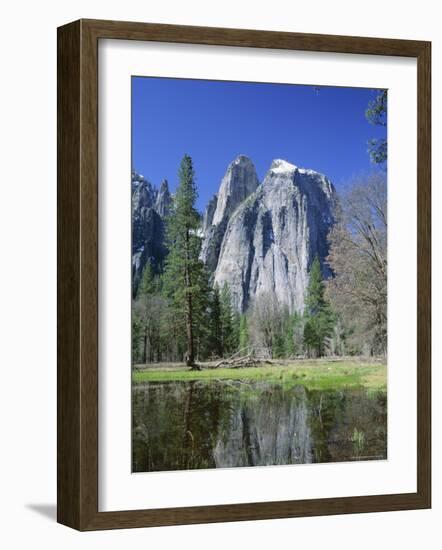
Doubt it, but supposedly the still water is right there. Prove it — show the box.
[132,381,387,472]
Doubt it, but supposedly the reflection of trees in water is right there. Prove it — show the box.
[309,390,387,463]
[132,382,387,472]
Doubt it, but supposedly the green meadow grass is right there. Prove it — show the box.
[132,360,386,392]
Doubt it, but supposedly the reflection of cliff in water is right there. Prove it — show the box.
[213,385,312,467]
[132,381,387,473]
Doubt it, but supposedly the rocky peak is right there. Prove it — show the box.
[201,155,260,272]
[268,158,298,175]
[211,155,259,226]
[132,171,171,295]
[212,158,336,313]
[155,179,172,217]
[132,171,156,211]
[264,160,333,196]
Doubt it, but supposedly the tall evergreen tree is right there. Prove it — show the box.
[220,282,235,356]
[231,311,241,354]
[284,311,304,358]
[163,154,207,369]
[137,262,157,297]
[192,268,212,361]
[209,285,223,358]
[303,257,335,357]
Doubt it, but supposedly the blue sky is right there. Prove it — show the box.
[132,77,386,211]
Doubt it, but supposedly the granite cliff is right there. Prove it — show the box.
[131,171,172,294]
[201,155,259,273]
[202,157,335,313]
[132,156,335,312]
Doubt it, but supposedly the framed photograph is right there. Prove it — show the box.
[57,19,431,530]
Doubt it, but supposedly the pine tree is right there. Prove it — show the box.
[209,285,223,358]
[284,311,304,358]
[231,311,241,353]
[137,262,156,297]
[192,267,212,361]
[220,282,234,356]
[163,154,206,369]
[303,257,335,357]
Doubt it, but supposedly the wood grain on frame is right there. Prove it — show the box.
[57,18,431,531]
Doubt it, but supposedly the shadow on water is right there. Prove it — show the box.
[132,381,387,473]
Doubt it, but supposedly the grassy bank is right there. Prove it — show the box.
[133,359,386,391]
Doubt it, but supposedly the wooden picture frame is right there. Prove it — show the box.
[57,18,431,530]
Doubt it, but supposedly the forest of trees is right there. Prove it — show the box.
[132,155,245,367]
[132,165,387,365]
[132,91,388,366]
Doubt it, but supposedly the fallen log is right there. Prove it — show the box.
[211,352,271,369]
[213,347,250,368]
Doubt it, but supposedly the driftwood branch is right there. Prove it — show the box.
[211,347,272,369]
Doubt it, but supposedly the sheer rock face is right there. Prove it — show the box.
[201,155,259,273]
[212,155,260,225]
[132,172,170,294]
[202,194,218,233]
[211,159,335,313]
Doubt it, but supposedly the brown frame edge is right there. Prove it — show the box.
[57,18,431,531]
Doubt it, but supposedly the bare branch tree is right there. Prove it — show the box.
[326,173,387,355]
